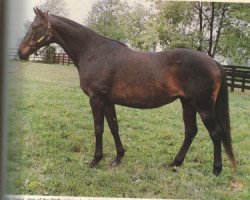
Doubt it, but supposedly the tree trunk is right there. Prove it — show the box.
[197,2,203,51]
[208,2,215,57]
[211,5,227,57]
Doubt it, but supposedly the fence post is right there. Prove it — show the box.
[68,56,70,66]
[242,76,245,92]
[63,54,65,65]
[53,53,55,64]
[231,66,235,92]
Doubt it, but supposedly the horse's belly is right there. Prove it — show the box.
[109,84,180,109]
[113,96,178,109]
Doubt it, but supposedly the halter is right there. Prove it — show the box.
[36,14,52,44]
[33,14,52,56]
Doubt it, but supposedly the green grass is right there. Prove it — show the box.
[7,61,250,199]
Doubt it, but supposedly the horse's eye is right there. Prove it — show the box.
[31,24,42,30]
[31,25,37,30]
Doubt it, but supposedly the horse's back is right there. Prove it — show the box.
[106,48,219,108]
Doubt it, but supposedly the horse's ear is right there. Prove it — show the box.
[34,7,46,19]
[33,7,38,15]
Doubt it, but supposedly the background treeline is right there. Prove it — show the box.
[85,0,249,65]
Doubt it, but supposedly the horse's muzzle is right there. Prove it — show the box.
[18,47,30,60]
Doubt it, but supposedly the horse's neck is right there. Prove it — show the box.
[52,17,105,66]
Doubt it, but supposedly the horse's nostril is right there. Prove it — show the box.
[18,49,29,60]
[18,49,24,59]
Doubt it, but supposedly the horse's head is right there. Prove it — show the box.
[18,8,53,60]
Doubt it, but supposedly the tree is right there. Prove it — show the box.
[153,1,250,65]
[218,4,250,65]
[154,1,195,49]
[43,46,56,63]
[85,0,158,51]
[85,0,129,42]
[37,0,69,16]
[85,0,249,64]
[125,4,158,51]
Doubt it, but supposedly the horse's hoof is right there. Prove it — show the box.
[169,160,182,167]
[213,166,222,176]
[89,160,99,168]
[164,165,178,172]
[109,159,121,168]
[171,167,178,172]
[163,163,177,172]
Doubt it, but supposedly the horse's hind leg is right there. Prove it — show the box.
[199,110,222,176]
[170,99,198,167]
[105,104,125,167]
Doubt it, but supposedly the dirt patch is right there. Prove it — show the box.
[71,146,81,153]
[230,180,245,190]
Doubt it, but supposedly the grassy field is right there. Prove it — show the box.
[7,61,250,199]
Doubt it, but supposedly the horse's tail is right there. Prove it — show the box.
[215,61,236,168]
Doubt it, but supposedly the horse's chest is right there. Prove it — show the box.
[79,77,110,97]
[78,65,112,97]
[80,79,89,96]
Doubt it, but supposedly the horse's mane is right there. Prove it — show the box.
[53,15,127,47]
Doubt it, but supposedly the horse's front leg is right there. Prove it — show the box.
[89,94,105,168]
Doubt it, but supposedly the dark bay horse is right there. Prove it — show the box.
[18,8,236,175]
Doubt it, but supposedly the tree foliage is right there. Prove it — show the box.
[87,1,249,64]
[85,0,129,42]
[153,1,250,65]
[85,0,249,64]
[85,0,158,51]
[125,4,158,51]
[37,0,69,16]
[218,4,250,64]
[43,46,56,63]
